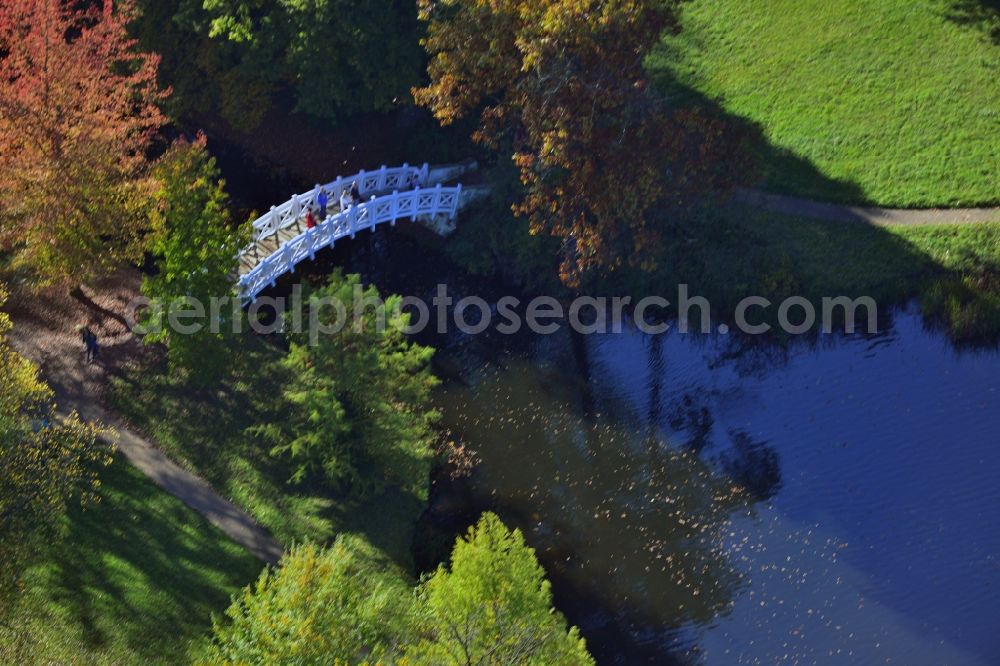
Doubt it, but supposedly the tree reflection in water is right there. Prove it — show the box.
[433,357,764,661]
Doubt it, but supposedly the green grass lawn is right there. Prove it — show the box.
[106,342,424,569]
[1,458,263,665]
[650,0,1000,207]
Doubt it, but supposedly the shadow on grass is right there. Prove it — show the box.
[564,68,1000,347]
[647,53,869,205]
[944,0,1000,43]
[19,458,262,663]
[599,197,1000,348]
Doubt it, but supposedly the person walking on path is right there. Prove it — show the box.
[90,333,100,363]
[316,189,328,220]
[76,324,99,364]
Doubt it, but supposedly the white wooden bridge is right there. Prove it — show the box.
[236,162,485,302]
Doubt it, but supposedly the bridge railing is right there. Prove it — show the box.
[239,183,462,303]
[250,163,430,241]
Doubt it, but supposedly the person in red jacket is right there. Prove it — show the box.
[304,207,316,229]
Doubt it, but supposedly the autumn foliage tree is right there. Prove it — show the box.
[0,0,166,286]
[414,0,744,284]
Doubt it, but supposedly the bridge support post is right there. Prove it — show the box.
[265,206,278,241]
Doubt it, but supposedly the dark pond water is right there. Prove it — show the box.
[426,305,1000,665]
[266,225,1000,665]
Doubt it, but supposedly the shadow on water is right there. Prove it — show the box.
[242,213,999,664]
[418,359,753,665]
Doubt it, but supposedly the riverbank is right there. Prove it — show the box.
[653,204,1000,343]
[439,186,1000,344]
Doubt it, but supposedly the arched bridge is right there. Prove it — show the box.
[237,162,485,302]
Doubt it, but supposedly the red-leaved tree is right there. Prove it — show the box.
[0,0,166,286]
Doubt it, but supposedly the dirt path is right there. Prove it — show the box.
[735,188,1000,225]
[6,270,282,565]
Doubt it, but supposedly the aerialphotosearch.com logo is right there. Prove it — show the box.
[126,284,879,344]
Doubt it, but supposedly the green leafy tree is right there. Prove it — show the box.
[206,515,592,665]
[141,135,244,386]
[196,0,422,123]
[251,272,438,498]
[405,512,595,665]
[204,536,415,665]
[0,288,111,608]
[131,0,276,131]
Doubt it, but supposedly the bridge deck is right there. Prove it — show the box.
[238,204,349,276]
[235,162,487,302]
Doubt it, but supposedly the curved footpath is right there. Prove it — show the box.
[6,272,282,566]
[69,400,283,565]
[736,188,1000,225]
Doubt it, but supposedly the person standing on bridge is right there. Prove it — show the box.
[316,188,328,220]
[305,207,316,229]
[340,188,352,211]
[350,180,361,203]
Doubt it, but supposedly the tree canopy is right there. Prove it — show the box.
[192,0,422,123]
[414,0,745,284]
[141,135,244,386]
[0,0,166,286]
[207,513,594,665]
[251,272,438,499]
[205,536,415,665]
[404,512,594,665]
